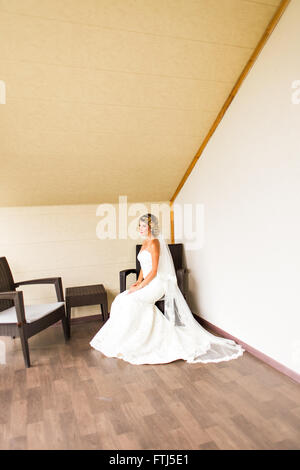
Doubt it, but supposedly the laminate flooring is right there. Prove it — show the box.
[0,320,299,450]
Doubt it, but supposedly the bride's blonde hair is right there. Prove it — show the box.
[138,213,160,237]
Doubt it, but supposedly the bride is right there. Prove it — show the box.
[90,213,245,365]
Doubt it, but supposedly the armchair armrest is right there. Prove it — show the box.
[0,290,26,325]
[119,269,137,293]
[14,277,64,302]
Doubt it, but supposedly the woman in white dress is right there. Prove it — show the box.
[90,214,245,365]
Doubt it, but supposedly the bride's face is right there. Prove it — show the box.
[139,221,150,238]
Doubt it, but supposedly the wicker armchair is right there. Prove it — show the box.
[0,256,70,368]
[119,243,188,314]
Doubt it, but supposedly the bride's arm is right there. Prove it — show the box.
[133,268,143,286]
[137,239,160,289]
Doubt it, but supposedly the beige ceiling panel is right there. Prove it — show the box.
[0,130,201,206]
[0,0,98,23]
[1,131,202,178]
[0,165,182,207]
[1,98,216,137]
[0,1,282,207]
[0,0,279,47]
[1,59,233,113]
[84,104,216,136]
[0,10,253,82]
[244,0,280,5]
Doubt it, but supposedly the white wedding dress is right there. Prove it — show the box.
[90,248,245,365]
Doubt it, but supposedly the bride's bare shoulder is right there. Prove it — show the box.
[149,238,160,253]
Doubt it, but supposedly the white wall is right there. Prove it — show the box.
[0,202,170,318]
[174,0,300,374]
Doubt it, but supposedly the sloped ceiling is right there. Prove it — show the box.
[0,0,282,207]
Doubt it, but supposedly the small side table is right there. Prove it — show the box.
[65,284,109,334]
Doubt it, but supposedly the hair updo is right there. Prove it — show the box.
[138,213,160,237]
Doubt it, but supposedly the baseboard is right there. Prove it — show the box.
[194,314,300,385]
[54,311,300,384]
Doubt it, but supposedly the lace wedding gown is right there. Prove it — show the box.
[90,249,245,365]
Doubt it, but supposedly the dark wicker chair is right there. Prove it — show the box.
[119,243,188,314]
[0,256,70,368]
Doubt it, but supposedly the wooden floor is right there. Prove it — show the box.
[0,319,299,450]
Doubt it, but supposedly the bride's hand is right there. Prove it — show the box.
[128,283,142,294]
[132,281,141,287]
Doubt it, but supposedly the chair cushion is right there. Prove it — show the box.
[0,301,65,324]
